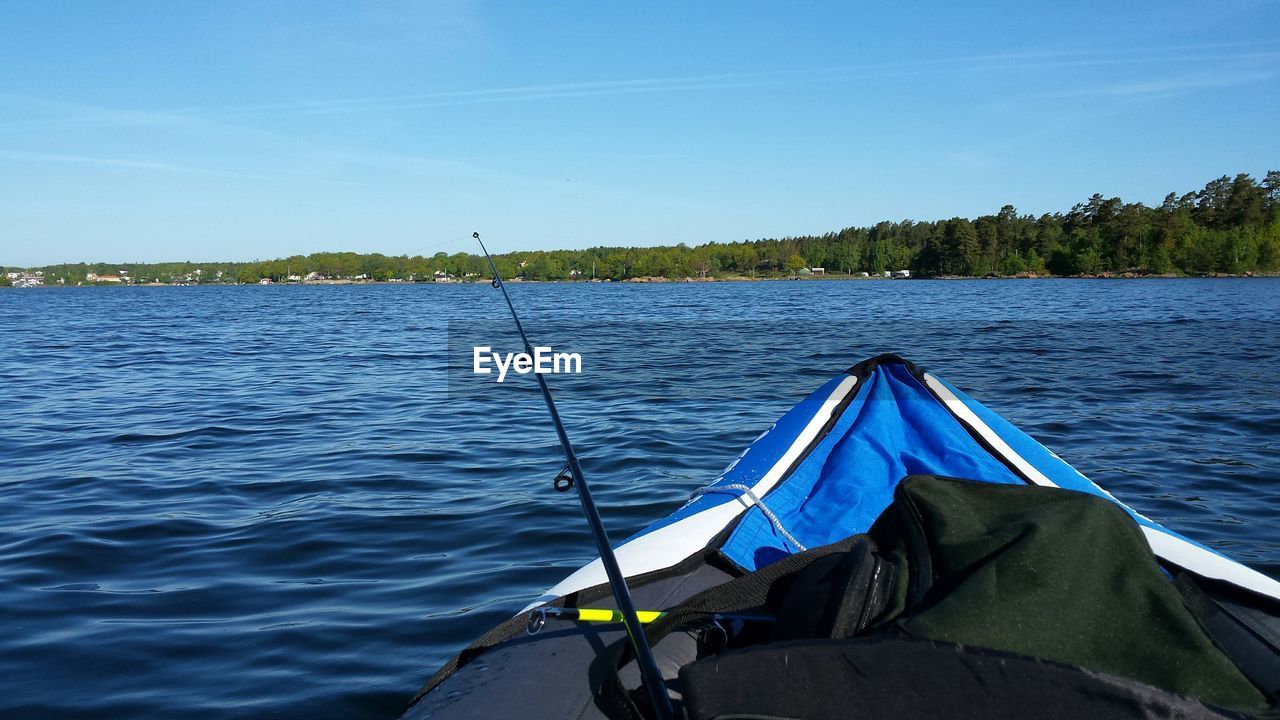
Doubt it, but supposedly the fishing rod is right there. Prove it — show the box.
[473,232,674,720]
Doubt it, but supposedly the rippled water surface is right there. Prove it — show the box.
[2,280,1278,718]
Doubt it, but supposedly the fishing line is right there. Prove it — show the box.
[401,234,473,259]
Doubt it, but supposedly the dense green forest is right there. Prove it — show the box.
[9,171,1280,285]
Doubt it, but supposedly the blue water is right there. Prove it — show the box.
[2,279,1277,718]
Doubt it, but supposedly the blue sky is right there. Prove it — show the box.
[1,1,1278,266]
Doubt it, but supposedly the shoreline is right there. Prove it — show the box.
[6,271,1279,289]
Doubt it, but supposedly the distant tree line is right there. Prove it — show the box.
[9,172,1280,284]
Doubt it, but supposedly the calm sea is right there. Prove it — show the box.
[2,279,1277,718]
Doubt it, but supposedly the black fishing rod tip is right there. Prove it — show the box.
[472,231,480,239]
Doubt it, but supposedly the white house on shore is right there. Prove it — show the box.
[10,271,44,288]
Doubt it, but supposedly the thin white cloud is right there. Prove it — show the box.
[1,37,1274,220]
[1,40,1276,131]
[0,149,198,173]
[0,147,368,186]
[183,43,1280,118]
[1037,70,1276,99]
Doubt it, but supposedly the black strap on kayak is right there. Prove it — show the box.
[473,233,674,720]
[591,535,868,719]
[1174,573,1280,701]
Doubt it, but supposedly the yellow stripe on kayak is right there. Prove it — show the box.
[574,608,665,623]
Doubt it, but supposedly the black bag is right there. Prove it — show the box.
[769,535,895,642]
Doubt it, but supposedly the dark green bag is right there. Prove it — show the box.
[857,475,1268,710]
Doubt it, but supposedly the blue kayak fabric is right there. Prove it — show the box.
[622,374,852,540]
[623,354,1246,580]
[721,362,1027,570]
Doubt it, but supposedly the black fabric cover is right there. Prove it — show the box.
[679,637,1249,720]
[1175,573,1280,701]
[771,536,894,641]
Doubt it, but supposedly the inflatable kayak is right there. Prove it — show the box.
[403,355,1280,719]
